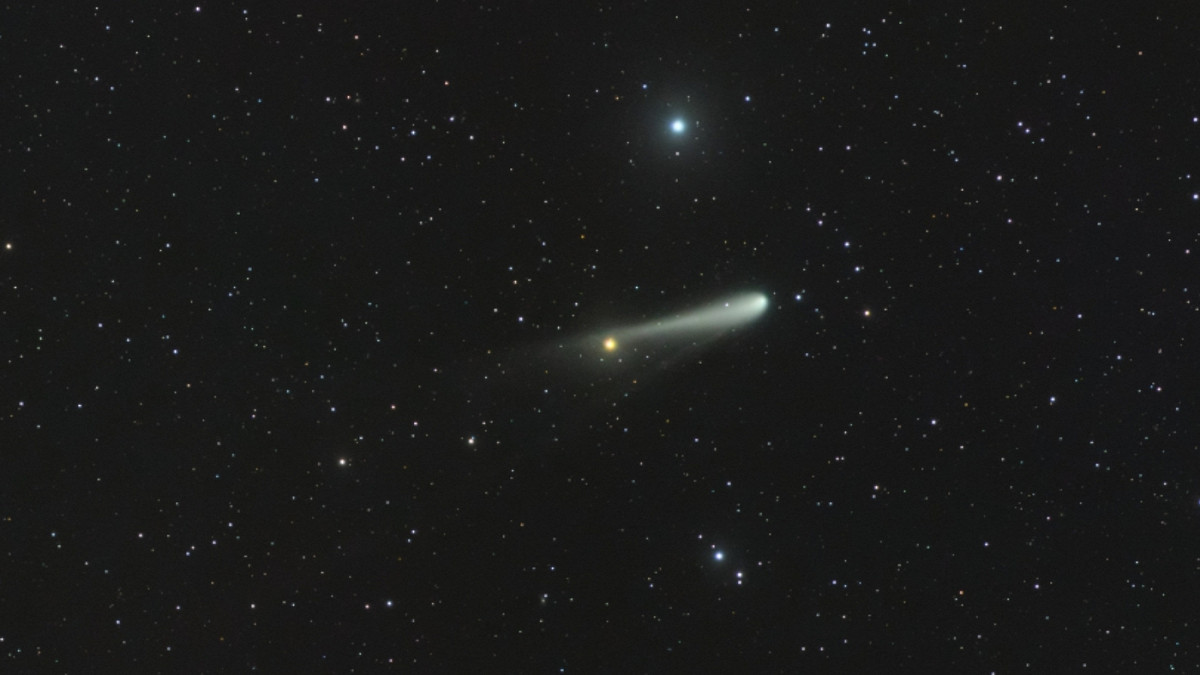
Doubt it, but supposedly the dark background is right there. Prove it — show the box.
[3,1,1200,671]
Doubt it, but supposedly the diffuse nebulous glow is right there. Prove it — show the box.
[600,292,769,352]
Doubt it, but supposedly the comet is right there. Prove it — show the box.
[599,292,769,352]
[492,291,771,408]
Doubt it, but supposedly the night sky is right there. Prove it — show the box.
[4,2,1200,671]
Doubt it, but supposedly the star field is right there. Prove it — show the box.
[3,2,1200,671]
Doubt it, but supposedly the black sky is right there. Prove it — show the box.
[4,1,1200,671]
